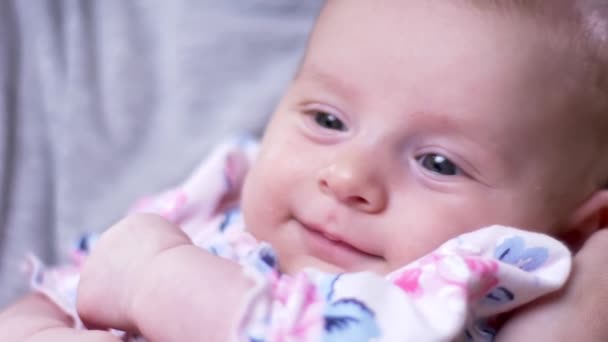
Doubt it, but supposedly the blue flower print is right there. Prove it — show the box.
[494,236,549,272]
[323,298,381,342]
[249,244,279,274]
[463,319,497,342]
[76,233,99,254]
[482,235,549,306]
[258,246,278,269]
[482,286,515,305]
[317,274,381,341]
[485,286,514,302]
[219,208,240,232]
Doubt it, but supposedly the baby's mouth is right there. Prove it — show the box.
[299,221,382,269]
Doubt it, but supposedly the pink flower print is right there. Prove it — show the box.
[268,273,324,341]
[435,254,471,285]
[464,258,499,274]
[157,191,188,222]
[464,257,499,301]
[130,190,188,223]
[390,254,471,298]
[468,272,499,302]
[223,151,249,191]
[69,250,87,268]
[392,268,423,297]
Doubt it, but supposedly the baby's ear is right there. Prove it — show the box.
[562,189,608,251]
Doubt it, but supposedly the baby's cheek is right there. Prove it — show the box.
[385,247,419,271]
[383,231,446,269]
[241,175,264,231]
[241,172,283,237]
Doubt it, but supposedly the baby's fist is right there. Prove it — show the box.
[77,213,191,333]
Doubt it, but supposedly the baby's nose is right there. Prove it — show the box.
[317,157,388,214]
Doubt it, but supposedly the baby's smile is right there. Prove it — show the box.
[296,218,384,270]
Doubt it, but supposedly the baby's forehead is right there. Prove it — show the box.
[308,1,607,120]
[462,1,607,91]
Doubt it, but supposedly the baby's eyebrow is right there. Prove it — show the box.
[295,65,362,100]
[402,110,468,135]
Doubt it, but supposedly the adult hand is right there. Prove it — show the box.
[497,229,608,341]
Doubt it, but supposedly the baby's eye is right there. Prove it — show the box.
[313,111,347,131]
[417,153,461,176]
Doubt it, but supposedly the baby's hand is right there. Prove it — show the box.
[497,229,608,341]
[77,213,191,333]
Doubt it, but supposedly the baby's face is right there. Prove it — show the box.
[242,1,597,275]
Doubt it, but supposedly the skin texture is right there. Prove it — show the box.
[241,0,608,276]
[0,293,120,341]
[496,229,608,341]
[76,214,252,342]
[2,1,608,341]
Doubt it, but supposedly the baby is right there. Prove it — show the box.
[2,0,608,341]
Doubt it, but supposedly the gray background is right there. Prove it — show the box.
[0,0,323,307]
